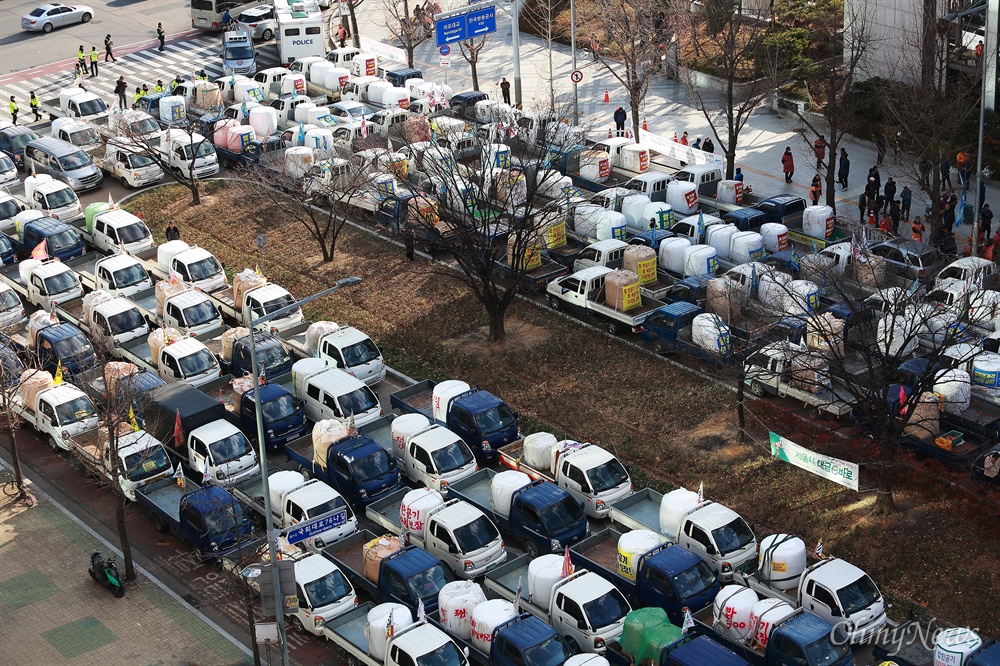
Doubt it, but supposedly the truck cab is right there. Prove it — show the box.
[162,289,224,337]
[553,445,632,519]
[305,435,402,508]
[185,417,260,485]
[18,180,84,223]
[16,215,85,261]
[85,296,150,350]
[92,254,153,297]
[156,129,220,179]
[50,120,101,151]
[268,475,359,549]
[158,243,227,293]
[449,91,489,121]
[98,143,165,188]
[312,325,385,385]
[511,479,588,556]
[17,382,98,452]
[54,88,110,121]
[25,259,84,305]
[399,424,477,493]
[624,172,673,202]
[244,282,303,331]
[85,208,154,254]
[240,383,308,452]
[25,321,96,377]
[573,238,627,273]
[296,365,382,427]
[152,336,223,388]
[286,552,358,635]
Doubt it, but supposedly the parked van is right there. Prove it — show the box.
[24,137,103,192]
[222,29,257,76]
[295,365,382,427]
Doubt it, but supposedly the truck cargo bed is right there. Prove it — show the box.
[571,528,624,571]
[323,603,373,657]
[608,488,662,533]
[365,488,406,532]
[137,478,189,519]
[389,379,435,417]
[360,415,394,454]
[320,529,378,578]
[484,554,530,598]
[446,469,496,513]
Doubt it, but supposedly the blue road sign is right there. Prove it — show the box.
[440,44,451,56]
[435,16,467,45]
[435,4,496,46]
[285,509,348,544]
[467,5,496,36]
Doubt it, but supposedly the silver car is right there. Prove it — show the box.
[236,5,276,41]
[21,3,94,33]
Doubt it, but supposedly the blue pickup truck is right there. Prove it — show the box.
[431,611,573,666]
[448,469,589,558]
[8,216,86,261]
[390,379,520,462]
[3,319,96,379]
[639,301,743,365]
[213,136,285,170]
[607,630,750,666]
[237,383,308,453]
[78,367,165,426]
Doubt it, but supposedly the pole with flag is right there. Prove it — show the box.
[173,465,185,487]
[697,482,704,504]
[386,609,394,640]
[128,406,139,432]
[513,575,523,612]
[30,239,48,261]
[416,598,425,623]
[201,456,212,483]
[681,607,695,634]
[814,538,824,559]
[898,385,907,416]
[561,546,573,577]
[173,410,184,449]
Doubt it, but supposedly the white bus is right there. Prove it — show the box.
[275,2,327,65]
[190,0,260,31]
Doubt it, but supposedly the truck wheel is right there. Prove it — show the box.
[297,466,312,481]
[607,321,620,336]
[750,381,767,398]
[262,28,274,41]
[548,296,561,311]
[289,616,306,634]
[121,178,132,190]
[47,436,60,453]
[151,514,168,533]
[523,540,539,559]
[565,637,581,655]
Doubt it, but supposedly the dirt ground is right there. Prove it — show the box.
[127,183,1000,633]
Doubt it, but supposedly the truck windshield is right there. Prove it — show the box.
[68,127,100,147]
[452,515,499,553]
[46,230,81,253]
[0,199,18,219]
[178,142,216,160]
[178,348,218,377]
[225,45,254,60]
[111,263,148,289]
[342,338,380,366]
[76,99,107,117]
[107,308,145,335]
[52,333,93,360]
[472,403,516,436]
[349,449,393,483]
[117,222,151,244]
[0,350,24,388]
[304,570,351,608]
[9,133,37,151]
[258,344,291,373]
[415,641,466,666]
[45,189,78,208]
[523,636,573,666]
[124,447,172,482]
[186,256,222,281]
[209,432,252,464]
[837,574,881,615]
[586,458,629,493]
[255,293,296,317]
[58,150,93,171]
[202,504,247,534]
[430,441,474,474]
[53,395,95,425]
[671,560,717,600]
[261,394,298,421]
[181,300,219,326]
[305,494,352,521]
[712,517,755,556]
[0,154,14,171]
[406,565,448,602]
[338,386,378,416]
[128,119,160,137]
[0,289,21,312]
[539,496,584,533]
[582,588,630,629]
[804,635,852,665]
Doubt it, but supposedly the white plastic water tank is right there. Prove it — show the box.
[281,73,307,96]
[439,581,487,640]
[877,315,919,357]
[527,554,565,610]
[760,223,789,254]
[156,240,190,272]
[706,224,738,261]
[934,628,983,666]
[730,231,766,264]
[310,61,337,87]
[399,488,444,535]
[758,272,792,311]
[757,535,807,591]
[717,180,743,205]
[482,144,511,170]
[292,357,329,395]
[659,237,691,275]
[365,604,414,662]
[324,66,351,91]
[305,128,334,156]
[595,211,626,241]
[659,488,700,536]
[692,313,731,354]
[683,244,719,277]
[490,471,531,518]
[617,530,662,580]
[159,96,186,124]
[475,99,500,123]
[18,259,42,286]
[667,180,699,215]
[784,280,820,315]
[305,106,332,126]
[293,102,317,124]
[580,150,611,183]
[267,470,306,510]
[621,144,649,173]
[234,79,264,103]
[470,600,516,654]
[249,106,277,138]
[934,369,972,415]
[972,352,1000,389]
[750,599,796,649]
[621,194,653,232]
[523,432,558,470]
[713,585,758,640]
[644,202,674,229]
[432,380,471,423]
[802,205,834,240]
[391,414,431,461]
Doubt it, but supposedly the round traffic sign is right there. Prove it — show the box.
[440,44,451,56]
[570,69,583,83]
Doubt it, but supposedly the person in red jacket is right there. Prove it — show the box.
[781,147,795,183]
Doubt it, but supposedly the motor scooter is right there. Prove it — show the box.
[88,552,125,598]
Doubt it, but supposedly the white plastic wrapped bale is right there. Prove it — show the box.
[805,312,845,358]
[292,357,328,395]
[802,206,834,240]
[934,369,972,415]
[267,470,306,510]
[667,180,698,215]
[712,585,758,640]
[705,278,743,321]
[790,352,830,393]
[877,314,919,357]
[617,530,663,580]
[757,272,792,311]
[221,327,250,362]
[293,102,317,124]
[159,96,186,124]
[10,210,44,236]
[363,534,404,584]
[18,259,42,287]
[490,471,531,518]
[934,628,983,666]
[18,370,54,405]
[391,414,431,461]
[760,223,789,254]
[902,392,940,441]
[717,180,744,205]
[233,269,267,312]
[730,231,766,265]
[304,321,340,355]
[595,211,626,241]
[400,488,444,535]
[783,280,820,316]
[323,67,351,91]
[284,146,315,179]
[26,310,58,349]
[147,327,182,368]
[439,581,487,640]
[658,237,691,276]
[249,106,278,138]
[620,145,649,173]
[944,343,980,371]
[579,150,611,183]
[312,419,348,469]
[604,270,641,311]
[683,245,719,278]
[432,380,471,423]
[659,488,700,536]
[155,279,187,315]
[522,432,558,471]
[234,79,264,103]
[691,313,731,355]
[705,224,738,261]
[527,554,564,609]
[565,656,610,666]
[621,194,653,233]
[971,352,1000,393]
[471,599,517,654]
[750,599,796,650]
[851,254,887,287]
[644,202,674,230]
[757,535,807,591]
[365,604,414,662]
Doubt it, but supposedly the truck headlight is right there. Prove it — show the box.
[211,542,219,552]
[360,489,368,499]
[551,539,560,551]
[314,538,325,548]
[464,560,474,571]
[61,430,70,440]
[481,440,492,451]
[216,468,226,479]
[594,637,605,650]
[267,429,274,437]
[721,561,732,573]
[595,499,606,511]
[314,616,325,629]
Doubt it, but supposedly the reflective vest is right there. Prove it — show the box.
[78,49,85,61]
[170,80,180,92]
[90,50,98,62]
[154,84,164,93]
[30,97,38,109]
[9,101,17,114]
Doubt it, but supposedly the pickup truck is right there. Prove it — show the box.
[134,477,252,559]
[55,292,149,354]
[202,275,303,332]
[68,428,175,501]
[64,253,153,298]
[5,179,83,223]
[365,488,506,578]
[1,316,96,378]
[606,632,751,666]
[0,258,83,307]
[135,241,227,293]
[380,415,478,493]
[744,342,854,417]
[76,366,165,428]
[93,110,161,141]
[321,530,454,615]
[547,266,665,335]
[13,379,98,453]
[216,380,308,453]
[286,57,345,102]
[484,554,631,655]
[229,469,357,549]
[609,487,757,582]
[390,379,520,463]
[572,238,673,300]
[570,528,720,626]
[76,204,154,254]
[40,88,110,122]
[199,329,293,384]
[117,333,223,389]
[153,129,220,179]
[281,322,386,386]
[497,438,631,519]
[48,119,102,150]
[639,302,746,365]
[93,142,165,189]
[212,135,286,170]
[448,469,589,558]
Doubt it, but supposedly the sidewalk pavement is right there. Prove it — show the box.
[0,468,252,666]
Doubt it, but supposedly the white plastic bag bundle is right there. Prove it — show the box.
[27,310,58,349]
[305,321,340,355]
[312,419,348,469]
[234,268,267,312]
[147,327,182,368]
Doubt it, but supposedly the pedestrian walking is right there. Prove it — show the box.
[403,226,415,260]
[104,34,116,63]
[941,158,952,190]
[858,192,867,221]
[157,23,165,51]
[590,35,600,61]
[703,137,715,154]
[89,47,99,77]
[890,199,901,234]
[733,167,743,182]
[900,186,912,221]
[337,23,347,48]
[500,78,511,106]
[810,175,822,205]
[813,135,826,170]
[165,221,181,242]
[883,177,897,214]
[8,96,17,125]
[982,203,994,237]
[875,133,887,165]
[77,45,86,72]
[910,216,925,242]
[781,147,794,183]
[613,106,626,134]
[114,76,127,109]
[837,148,850,190]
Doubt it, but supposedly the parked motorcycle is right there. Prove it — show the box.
[88,552,125,598]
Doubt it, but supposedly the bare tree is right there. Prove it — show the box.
[0,342,35,505]
[381,0,433,68]
[459,35,490,92]
[521,0,565,109]
[340,0,367,49]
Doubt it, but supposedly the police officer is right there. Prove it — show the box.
[197,69,208,81]
[89,47,99,77]
[104,34,116,62]
[133,87,143,105]
[157,23,165,52]
[153,80,164,93]
[77,45,86,71]
[29,92,41,121]
[170,76,183,93]
[8,96,17,125]
[142,83,150,96]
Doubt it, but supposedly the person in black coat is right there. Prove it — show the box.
[613,106,626,134]
[883,178,896,214]
[837,149,850,190]
[165,221,181,241]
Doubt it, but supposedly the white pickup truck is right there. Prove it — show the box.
[40,88,110,122]
[385,415,478,493]
[14,381,98,453]
[117,334,223,389]
[139,241,228,293]
[282,323,386,386]
[154,129,220,179]
[78,206,154,254]
[56,292,149,353]
[69,428,175,501]
[65,253,152,297]
[546,266,665,336]
[92,144,165,189]
[206,276,303,332]
[0,258,84,308]
[6,177,83,222]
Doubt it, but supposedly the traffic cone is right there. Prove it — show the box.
[603,88,609,103]
[642,117,648,131]
[625,129,632,140]
[608,127,613,138]
[867,211,876,226]
[673,132,678,142]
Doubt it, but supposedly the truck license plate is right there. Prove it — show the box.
[486,561,499,572]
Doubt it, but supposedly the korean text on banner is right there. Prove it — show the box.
[638,129,724,166]
[545,221,567,248]
[769,432,859,491]
[636,258,657,285]
[621,283,641,311]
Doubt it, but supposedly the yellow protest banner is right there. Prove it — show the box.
[636,258,657,285]
[546,222,567,249]
[621,283,641,311]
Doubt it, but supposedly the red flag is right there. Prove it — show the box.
[898,385,907,416]
[30,239,48,260]
[173,409,183,449]
[561,546,573,577]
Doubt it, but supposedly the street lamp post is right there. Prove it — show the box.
[246,276,362,666]
[511,0,522,107]
[974,7,992,258]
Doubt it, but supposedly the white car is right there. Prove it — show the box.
[236,5,276,41]
[21,3,94,33]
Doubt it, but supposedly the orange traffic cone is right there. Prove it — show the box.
[673,132,678,142]
[625,129,632,140]
[608,127,613,138]
[642,117,648,131]
[603,88,609,103]
[867,211,876,226]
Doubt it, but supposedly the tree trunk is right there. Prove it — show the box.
[470,59,480,91]
[6,426,28,502]
[727,125,738,180]
[349,4,361,48]
[736,374,746,445]
[487,302,506,342]
[116,494,137,580]
[872,438,897,516]
[825,139,838,213]
[406,44,414,68]
[629,100,641,142]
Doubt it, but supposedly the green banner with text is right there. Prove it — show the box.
[769,432,859,491]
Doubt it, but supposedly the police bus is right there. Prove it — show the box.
[275,0,326,65]
[190,0,259,31]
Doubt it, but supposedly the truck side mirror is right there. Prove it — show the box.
[705,544,717,556]
[577,619,587,630]
[448,544,457,554]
